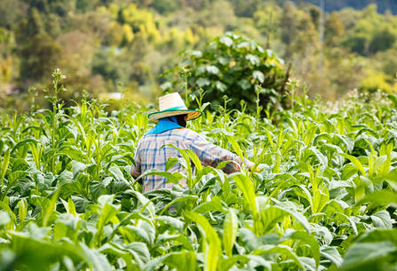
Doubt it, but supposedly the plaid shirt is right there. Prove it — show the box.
[131,128,254,192]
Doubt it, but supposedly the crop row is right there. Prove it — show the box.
[0,89,397,270]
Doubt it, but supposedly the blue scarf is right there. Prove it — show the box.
[147,116,182,134]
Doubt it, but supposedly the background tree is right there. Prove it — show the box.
[162,32,288,114]
[20,33,62,81]
[368,25,396,54]
[279,2,319,59]
[325,12,345,47]
[0,0,20,29]
[0,28,16,85]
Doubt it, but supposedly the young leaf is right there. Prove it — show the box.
[0,148,10,188]
[340,153,366,176]
[223,209,238,257]
[341,242,397,271]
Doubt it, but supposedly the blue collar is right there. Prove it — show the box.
[146,116,182,134]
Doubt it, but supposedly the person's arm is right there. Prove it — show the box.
[188,132,255,173]
[130,142,142,179]
[130,161,141,179]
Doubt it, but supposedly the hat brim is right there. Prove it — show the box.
[148,109,202,121]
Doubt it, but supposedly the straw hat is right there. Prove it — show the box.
[148,92,202,121]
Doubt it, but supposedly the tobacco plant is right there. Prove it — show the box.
[0,72,396,271]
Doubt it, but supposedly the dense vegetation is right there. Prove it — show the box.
[1,0,397,111]
[290,0,397,14]
[0,71,396,270]
[162,32,288,113]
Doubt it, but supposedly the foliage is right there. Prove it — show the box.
[1,0,397,110]
[279,2,319,59]
[294,0,397,14]
[0,71,397,270]
[360,71,396,93]
[20,33,62,81]
[162,32,288,113]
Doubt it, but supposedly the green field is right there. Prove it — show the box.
[0,77,397,270]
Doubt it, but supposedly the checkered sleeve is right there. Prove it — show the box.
[131,140,142,179]
[188,131,254,174]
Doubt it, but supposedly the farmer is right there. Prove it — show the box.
[130,92,255,192]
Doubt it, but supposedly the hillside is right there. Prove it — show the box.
[1,0,397,111]
[293,0,397,14]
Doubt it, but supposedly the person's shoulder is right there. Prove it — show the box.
[171,128,199,139]
[138,132,154,143]
[184,128,208,143]
[139,132,150,140]
[178,127,199,135]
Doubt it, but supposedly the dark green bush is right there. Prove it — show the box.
[161,32,289,114]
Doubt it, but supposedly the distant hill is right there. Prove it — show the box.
[290,0,397,14]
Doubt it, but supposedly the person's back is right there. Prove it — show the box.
[130,92,254,192]
[131,127,251,192]
[131,128,191,192]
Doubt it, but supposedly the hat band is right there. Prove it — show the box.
[161,105,188,111]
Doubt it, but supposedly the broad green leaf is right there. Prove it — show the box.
[184,211,222,271]
[383,169,397,190]
[0,148,10,187]
[218,255,249,271]
[154,216,184,232]
[162,251,197,271]
[137,169,185,185]
[223,209,238,257]
[17,199,28,229]
[370,155,387,176]
[109,166,127,182]
[352,176,366,203]
[143,256,167,271]
[333,212,358,235]
[99,243,138,271]
[11,139,38,154]
[312,225,333,245]
[309,147,328,168]
[335,134,354,153]
[246,54,260,65]
[80,242,112,271]
[245,255,272,270]
[159,195,198,215]
[53,213,80,242]
[220,36,233,46]
[320,246,343,268]
[239,228,262,253]
[370,210,392,229]
[257,205,311,236]
[96,201,121,244]
[283,230,320,268]
[387,94,397,108]
[253,70,264,83]
[8,232,80,270]
[67,197,77,217]
[42,189,61,227]
[311,187,329,214]
[358,229,397,246]
[130,190,156,218]
[193,196,226,214]
[0,211,11,226]
[125,220,155,245]
[234,174,257,215]
[341,241,397,271]
[125,242,150,267]
[340,153,366,176]
[355,190,397,210]
[227,136,244,160]
[254,244,303,268]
